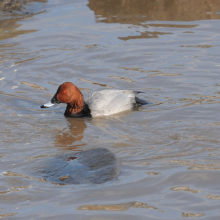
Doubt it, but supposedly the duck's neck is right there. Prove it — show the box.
[64,92,85,116]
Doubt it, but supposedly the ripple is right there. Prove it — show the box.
[14,56,41,65]
[148,72,183,76]
[77,201,163,212]
[181,212,205,217]
[20,81,48,91]
[2,171,46,182]
[109,75,136,83]
[79,79,113,88]
[171,186,202,193]
[180,45,220,48]
[0,213,18,218]
[118,31,172,41]
[118,67,160,73]
[149,24,198,28]
[148,172,161,176]
[204,194,220,200]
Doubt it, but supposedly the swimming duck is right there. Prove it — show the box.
[41,82,145,117]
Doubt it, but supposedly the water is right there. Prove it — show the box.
[1,0,220,219]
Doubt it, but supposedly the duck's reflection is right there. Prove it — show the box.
[40,117,120,185]
[54,117,87,150]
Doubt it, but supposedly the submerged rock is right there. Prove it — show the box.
[39,148,120,185]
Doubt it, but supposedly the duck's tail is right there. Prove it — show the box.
[135,97,148,105]
[133,91,145,94]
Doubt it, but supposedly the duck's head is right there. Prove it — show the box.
[41,82,84,114]
[51,82,82,104]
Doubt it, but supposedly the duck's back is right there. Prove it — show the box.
[85,90,137,117]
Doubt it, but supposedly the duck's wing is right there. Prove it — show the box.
[85,90,137,117]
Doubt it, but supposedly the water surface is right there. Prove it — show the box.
[0,0,220,219]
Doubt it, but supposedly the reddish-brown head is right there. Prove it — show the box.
[51,82,84,115]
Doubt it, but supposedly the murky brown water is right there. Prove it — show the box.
[1,0,220,219]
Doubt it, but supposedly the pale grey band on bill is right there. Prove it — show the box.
[41,102,54,108]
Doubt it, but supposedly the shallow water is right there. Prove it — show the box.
[1,0,220,219]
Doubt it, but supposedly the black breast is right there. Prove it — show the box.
[68,103,91,117]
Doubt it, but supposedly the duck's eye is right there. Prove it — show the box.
[63,91,66,94]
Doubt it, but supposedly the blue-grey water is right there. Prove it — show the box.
[1,0,220,219]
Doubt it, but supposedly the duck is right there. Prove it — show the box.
[41,82,146,117]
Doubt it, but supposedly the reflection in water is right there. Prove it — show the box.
[54,117,87,150]
[0,4,46,67]
[88,0,220,41]
[1,0,220,218]
[0,17,37,42]
[0,4,48,42]
[88,0,220,23]
[119,31,172,41]
[0,0,47,12]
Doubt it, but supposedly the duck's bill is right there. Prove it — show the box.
[41,101,55,108]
